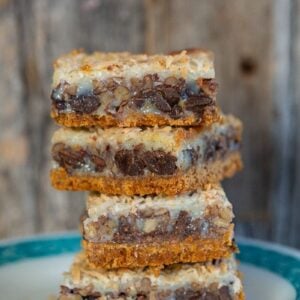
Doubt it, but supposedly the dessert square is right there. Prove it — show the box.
[50,115,242,195]
[82,184,236,269]
[51,49,220,127]
[58,254,244,300]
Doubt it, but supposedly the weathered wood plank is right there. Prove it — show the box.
[145,0,274,240]
[271,0,300,247]
[0,0,36,237]
[289,0,300,248]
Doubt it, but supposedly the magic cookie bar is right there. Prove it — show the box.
[50,115,242,195]
[82,185,236,269]
[51,49,219,127]
[58,254,244,300]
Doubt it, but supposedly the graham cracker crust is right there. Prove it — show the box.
[50,152,242,195]
[83,228,236,269]
[51,106,220,128]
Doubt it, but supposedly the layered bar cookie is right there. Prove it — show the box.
[82,185,236,269]
[50,115,242,195]
[50,49,219,127]
[58,254,244,300]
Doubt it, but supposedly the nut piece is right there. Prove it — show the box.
[92,80,105,95]
[64,85,77,96]
[143,218,158,233]
[164,76,178,86]
[114,86,130,101]
[115,149,145,176]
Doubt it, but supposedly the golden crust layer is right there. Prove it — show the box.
[51,106,220,128]
[50,152,242,195]
[83,228,236,269]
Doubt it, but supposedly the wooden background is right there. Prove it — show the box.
[1,0,300,248]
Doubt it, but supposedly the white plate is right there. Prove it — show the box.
[0,233,299,300]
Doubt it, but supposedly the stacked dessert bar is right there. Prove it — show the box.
[50,49,244,299]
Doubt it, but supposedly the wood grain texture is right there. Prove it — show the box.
[0,0,299,248]
[289,0,300,248]
[0,0,35,237]
[271,0,300,247]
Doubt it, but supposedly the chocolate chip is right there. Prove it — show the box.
[204,136,227,161]
[82,295,101,300]
[89,154,106,172]
[118,215,135,234]
[69,95,100,114]
[203,291,220,300]
[154,97,172,112]
[131,97,145,109]
[219,286,231,300]
[174,287,231,300]
[173,211,192,237]
[162,86,180,106]
[153,97,172,112]
[115,149,145,176]
[52,143,86,173]
[175,288,203,300]
[114,214,139,242]
[185,94,213,113]
[142,90,172,112]
[142,150,177,175]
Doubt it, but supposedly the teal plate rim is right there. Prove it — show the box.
[0,233,299,298]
